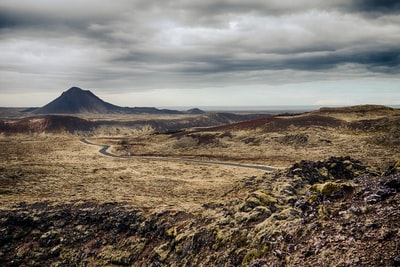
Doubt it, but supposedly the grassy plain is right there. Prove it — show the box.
[1,106,399,211]
[0,135,263,211]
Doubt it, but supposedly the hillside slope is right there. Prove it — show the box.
[34,87,121,114]
[0,158,399,266]
[0,113,272,135]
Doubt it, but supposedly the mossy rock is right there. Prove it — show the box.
[395,160,400,169]
[275,208,301,220]
[166,227,177,238]
[305,194,319,204]
[98,246,134,265]
[273,182,296,196]
[241,244,272,266]
[174,232,188,243]
[392,160,400,173]
[215,229,226,243]
[154,243,170,262]
[310,182,354,197]
[246,190,277,209]
[318,167,329,178]
[242,249,263,266]
[211,228,228,250]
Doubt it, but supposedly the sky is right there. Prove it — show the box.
[0,0,399,108]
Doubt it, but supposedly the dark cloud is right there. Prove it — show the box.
[0,0,399,97]
[0,1,127,39]
[0,12,17,28]
[281,49,400,72]
[165,49,400,75]
[352,0,400,13]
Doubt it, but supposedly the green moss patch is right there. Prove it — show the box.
[310,182,354,197]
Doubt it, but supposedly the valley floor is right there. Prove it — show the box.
[0,136,267,211]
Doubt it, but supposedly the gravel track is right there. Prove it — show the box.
[80,138,275,171]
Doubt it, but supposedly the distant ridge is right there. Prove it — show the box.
[34,87,204,115]
[186,108,205,115]
[317,104,395,113]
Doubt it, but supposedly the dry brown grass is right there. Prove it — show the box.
[1,106,399,213]
[0,135,262,211]
[109,123,399,170]
[314,105,399,122]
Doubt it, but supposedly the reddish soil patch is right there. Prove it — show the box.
[197,117,278,132]
[0,115,93,134]
[182,115,344,133]
[263,115,345,131]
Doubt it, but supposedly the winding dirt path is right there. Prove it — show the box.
[80,138,275,171]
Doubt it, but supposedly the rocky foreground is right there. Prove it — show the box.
[1,157,399,266]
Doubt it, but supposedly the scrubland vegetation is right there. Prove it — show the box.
[0,105,399,266]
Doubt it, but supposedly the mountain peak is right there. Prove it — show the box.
[66,86,84,92]
[33,87,188,115]
[62,87,92,96]
[34,87,119,114]
[68,86,83,91]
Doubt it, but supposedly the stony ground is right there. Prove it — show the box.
[1,157,399,266]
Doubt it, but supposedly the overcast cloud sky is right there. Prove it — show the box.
[0,0,399,108]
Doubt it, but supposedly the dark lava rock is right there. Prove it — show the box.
[394,255,400,266]
[0,159,398,267]
[279,134,309,146]
[376,188,397,199]
[364,194,382,204]
[286,156,369,184]
[362,174,400,205]
[0,201,154,266]
[384,161,400,176]
[384,176,400,191]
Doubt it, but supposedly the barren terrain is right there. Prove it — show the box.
[104,105,400,170]
[0,136,265,211]
[1,105,399,266]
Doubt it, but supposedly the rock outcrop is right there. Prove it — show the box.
[0,157,399,266]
